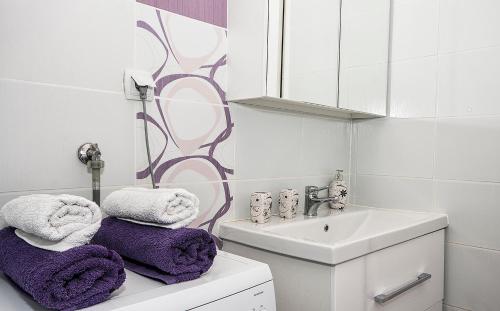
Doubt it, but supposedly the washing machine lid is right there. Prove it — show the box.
[0,251,273,310]
[88,251,273,310]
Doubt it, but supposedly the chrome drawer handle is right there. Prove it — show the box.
[374,273,432,304]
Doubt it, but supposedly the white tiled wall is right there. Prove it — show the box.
[0,0,136,206]
[232,104,351,217]
[352,1,500,310]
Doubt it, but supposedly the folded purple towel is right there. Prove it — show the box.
[92,217,217,284]
[0,227,125,311]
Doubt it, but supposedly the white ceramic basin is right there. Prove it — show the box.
[220,206,448,265]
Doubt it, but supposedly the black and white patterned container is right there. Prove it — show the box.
[250,192,272,224]
[278,189,299,219]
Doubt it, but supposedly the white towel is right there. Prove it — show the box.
[1,194,101,251]
[0,209,6,229]
[102,187,199,229]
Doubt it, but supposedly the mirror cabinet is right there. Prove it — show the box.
[228,0,390,118]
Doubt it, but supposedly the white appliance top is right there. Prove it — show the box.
[0,251,273,311]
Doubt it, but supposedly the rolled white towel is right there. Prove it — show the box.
[102,187,199,229]
[1,194,101,251]
[0,210,6,229]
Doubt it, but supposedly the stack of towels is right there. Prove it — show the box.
[0,187,217,310]
[0,194,125,310]
[93,187,217,284]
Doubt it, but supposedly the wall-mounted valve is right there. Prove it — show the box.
[77,143,105,205]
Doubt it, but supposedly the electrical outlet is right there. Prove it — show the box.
[123,69,155,101]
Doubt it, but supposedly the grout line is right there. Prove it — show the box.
[355,173,500,186]
[390,52,438,64]
[444,304,472,311]
[356,173,434,180]
[154,95,228,107]
[0,185,130,196]
[390,53,438,65]
[448,241,500,254]
[436,113,500,119]
[127,174,340,188]
[434,0,441,118]
[0,78,123,96]
[132,0,139,186]
[391,44,500,64]
[229,175,338,183]
[438,43,500,57]
[386,0,394,118]
[431,0,441,213]
[347,119,353,204]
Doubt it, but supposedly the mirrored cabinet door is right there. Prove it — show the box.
[338,0,390,115]
[227,0,391,118]
[281,0,341,108]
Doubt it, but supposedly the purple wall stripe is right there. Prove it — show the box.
[137,0,227,28]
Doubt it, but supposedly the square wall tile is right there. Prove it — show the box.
[437,47,500,117]
[389,57,437,118]
[233,104,303,180]
[435,116,500,183]
[300,116,350,177]
[445,244,500,311]
[354,175,434,211]
[439,0,500,53]
[390,0,439,61]
[0,80,135,192]
[436,180,500,250]
[355,118,435,178]
[0,0,135,92]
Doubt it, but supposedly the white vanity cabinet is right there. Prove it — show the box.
[334,230,444,311]
[227,0,390,118]
[224,230,444,311]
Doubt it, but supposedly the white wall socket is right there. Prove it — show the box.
[123,69,155,101]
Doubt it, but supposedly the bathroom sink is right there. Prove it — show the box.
[220,206,448,265]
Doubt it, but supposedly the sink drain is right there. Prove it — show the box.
[324,224,329,232]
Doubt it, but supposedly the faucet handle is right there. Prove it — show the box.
[306,185,328,194]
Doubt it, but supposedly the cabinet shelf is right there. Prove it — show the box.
[230,96,385,120]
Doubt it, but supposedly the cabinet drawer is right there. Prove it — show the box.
[334,230,444,311]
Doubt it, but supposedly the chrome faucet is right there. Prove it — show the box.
[304,185,340,217]
[77,143,105,206]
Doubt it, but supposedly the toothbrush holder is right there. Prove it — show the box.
[250,192,272,224]
[279,189,299,219]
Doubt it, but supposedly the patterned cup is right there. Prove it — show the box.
[278,189,299,219]
[250,192,272,224]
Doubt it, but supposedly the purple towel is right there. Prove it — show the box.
[92,217,217,284]
[0,227,125,311]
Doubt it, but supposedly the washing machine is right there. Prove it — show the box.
[0,251,276,311]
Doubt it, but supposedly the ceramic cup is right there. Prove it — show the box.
[250,192,272,224]
[278,189,299,219]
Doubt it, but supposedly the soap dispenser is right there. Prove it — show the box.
[329,169,347,209]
